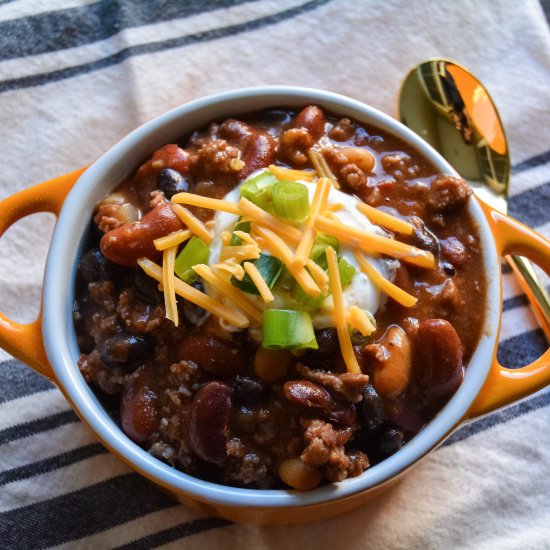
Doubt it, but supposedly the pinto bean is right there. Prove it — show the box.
[293,105,326,142]
[278,457,322,491]
[338,146,375,174]
[100,203,184,266]
[414,319,464,400]
[283,380,356,426]
[179,334,247,379]
[366,326,412,398]
[187,381,233,464]
[120,374,158,443]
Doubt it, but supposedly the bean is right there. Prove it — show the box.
[187,381,233,464]
[293,105,326,142]
[79,248,105,283]
[183,280,208,325]
[134,269,163,304]
[303,328,339,368]
[374,424,404,462]
[358,384,384,433]
[283,380,356,426]
[368,326,412,398]
[233,376,267,406]
[414,319,464,401]
[179,334,247,379]
[120,375,158,443]
[99,332,153,371]
[157,167,189,199]
[100,202,184,266]
[253,347,293,383]
[278,457,322,491]
[339,146,375,173]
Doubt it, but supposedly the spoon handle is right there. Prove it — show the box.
[507,255,550,343]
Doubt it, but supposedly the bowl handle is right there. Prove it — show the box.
[0,168,86,381]
[467,200,550,419]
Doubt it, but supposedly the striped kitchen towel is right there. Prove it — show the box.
[0,1,549,548]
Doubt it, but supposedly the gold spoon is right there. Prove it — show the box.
[399,58,550,341]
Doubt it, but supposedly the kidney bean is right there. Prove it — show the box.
[414,319,464,401]
[293,105,326,142]
[100,203,184,266]
[283,380,356,426]
[100,332,153,370]
[440,236,468,268]
[219,119,277,179]
[120,375,158,443]
[187,381,233,464]
[179,334,247,379]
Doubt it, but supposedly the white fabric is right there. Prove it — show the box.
[0,0,549,548]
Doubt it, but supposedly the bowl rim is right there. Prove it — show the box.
[42,85,501,508]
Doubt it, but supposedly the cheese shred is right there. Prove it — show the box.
[268,164,316,182]
[356,202,414,235]
[347,305,376,337]
[162,246,179,326]
[137,258,248,328]
[243,262,274,303]
[171,204,213,244]
[154,229,192,251]
[192,264,263,324]
[354,252,418,307]
[326,247,361,373]
[316,215,435,268]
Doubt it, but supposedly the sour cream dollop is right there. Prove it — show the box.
[208,177,390,329]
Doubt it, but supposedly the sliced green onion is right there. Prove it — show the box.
[291,282,327,311]
[274,266,296,290]
[174,236,210,283]
[310,232,339,269]
[338,257,356,288]
[262,309,318,350]
[231,254,283,295]
[240,171,277,209]
[271,181,310,221]
[229,219,252,246]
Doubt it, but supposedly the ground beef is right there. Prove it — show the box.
[328,118,355,141]
[428,174,472,213]
[194,139,242,178]
[279,128,313,165]
[324,147,367,191]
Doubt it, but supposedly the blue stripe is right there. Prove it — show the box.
[0,0,332,95]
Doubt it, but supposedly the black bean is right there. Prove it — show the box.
[183,280,208,325]
[358,384,384,432]
[79,248,105,283]
[134,269,163,304]
[234,376,267,406]
[100,332,153,371]
[375,424,404,461]
[442,262,456,276]
[157,168,189,199]
[303,329,339,367]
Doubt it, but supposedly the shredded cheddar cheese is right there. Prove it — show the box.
[154,229,192,251]
[211,261,246,280]
[192,264,263,324]
[308,149,339,189]
[306,258,329,293]
[171,204,213,244]
[293,177,331,267]
[268,164,316,182]
[162,246,179,326]
[354,251,418,307]
[238,198,302,246]
[171,192,241,215]
[243,262,274,303]
[316,215,435,268]
[356,202,414,235]
[137,258,248,328]
[347,305,376,337]
[253,225,321,297]
[326,247,361,373]
[219,244,261,262]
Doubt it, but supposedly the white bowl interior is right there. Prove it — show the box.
[43,86,501,508]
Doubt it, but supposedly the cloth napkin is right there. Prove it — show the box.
[1,1,549,548]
